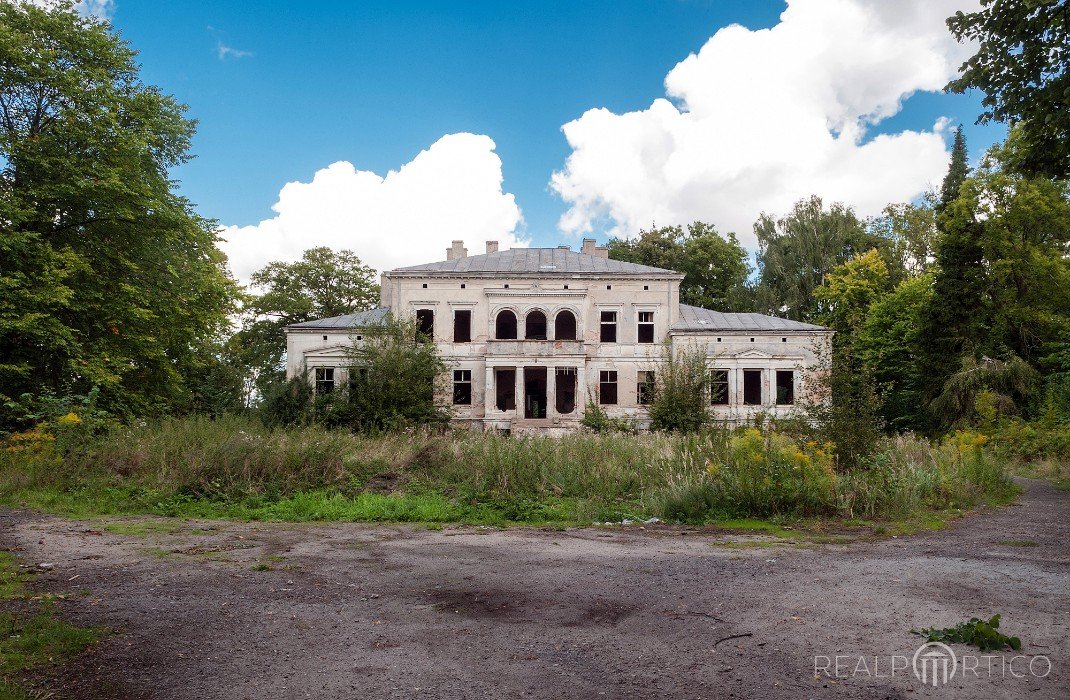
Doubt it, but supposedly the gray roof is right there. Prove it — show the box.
[286,306,390,330]
[390,247,681,277]
[672,304,828,332]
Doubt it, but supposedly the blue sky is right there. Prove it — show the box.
[103,0,1005,274]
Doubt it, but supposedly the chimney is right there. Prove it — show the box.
[486,240,498,254]
[557,245,570,251]
[594,244,609,259]
[581,238,597,256]
[446,240,467,261]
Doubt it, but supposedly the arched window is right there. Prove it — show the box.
[555,310,577,340]
[495,310,518,339]
[525,310,547,340]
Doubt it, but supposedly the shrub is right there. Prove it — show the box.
[647,342,710,433]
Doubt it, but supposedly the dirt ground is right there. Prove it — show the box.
[2,479,1068,700]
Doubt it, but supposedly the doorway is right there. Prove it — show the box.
[524,366,547,419]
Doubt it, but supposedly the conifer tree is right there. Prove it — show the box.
[939,127,969,211]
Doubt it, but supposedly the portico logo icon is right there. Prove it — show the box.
[913,642,958,686]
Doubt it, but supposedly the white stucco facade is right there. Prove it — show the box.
[286,240,832,432]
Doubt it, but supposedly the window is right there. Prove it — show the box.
[776,370,794,405]
[710,370,729,405]
[643,285,649,290]
[606,285,612,290]
[525,310,547,340]
[555,310,577,340]
[460,283,466,289]
[563,284,569,290]
[422,283,427,288]
[495,310,518,339]
[416,309,434,339]
[743,369,762,405]
[637,311,654,344]
[600,311,617,342]
[453,310,471,343]
[637,370,654,405]
[599,370,618,405]
[453,369,472,405]
[555,368,577,414]
[322,335,328,340]
[314,367,335,395]
[495,368,516,410]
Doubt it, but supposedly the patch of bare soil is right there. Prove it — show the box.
[2,480,1068,700]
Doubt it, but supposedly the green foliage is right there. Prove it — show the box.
[947,0,1070,179]
[939,127,970,211]
[238,247,379,395]
[579,395,636,434]
[931,355,1040,429]
[0,1,239,430]
[916,614,1022,652]
[867,197,938,277]
[647,342,710,433]
[258,377,314,429]
[814,250,891,335]
[607,221,750,309]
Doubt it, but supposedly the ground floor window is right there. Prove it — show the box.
[314,367,335,395]
[710,369,729,405]
[775,370,794,405]
[453,369,472,405]
[637,370,654,405]
[555,368,577,414]
[743,369,762,405]
[495,368,516,410]
[599,370,618,405]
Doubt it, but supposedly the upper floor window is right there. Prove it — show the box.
[314,367,335,395]
[555,310,577,341]
[453,310,471,343]
[776,370,795,405]
[415,309,434,339]
[710,369,729,405]
[453,369,472,405]
[495,310,518,339]
[637,311,654,344]
[599,370,618,405]
[600,311,617,343]
[525,310,547,340]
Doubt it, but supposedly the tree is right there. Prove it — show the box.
[867,197,938,277]
[813,250,891,337]
[0,2,238,429]
[238,247,379,394]
[939,127,970,211]
[946,0,1070,179]
[607,222,750,309]
[753,196,901,320]
[646,342,711,433]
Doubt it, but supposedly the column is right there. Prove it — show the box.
[547,365,557,419]
[515,365,524,417]
[484,364,495,416]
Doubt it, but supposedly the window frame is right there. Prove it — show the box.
[453,309,472,343]
[452,369,473,406]
[314,367,335,395]
[415,309,434,339]
[637,370,654,405]
[495,309,518,340]
[710,369,730,406]
[599,311,618,343]
[554,309,577,341]
[743,369,763,406]
[637,311,655,344]
[598,369,618,405]
[525,309,548,340]
[775,370,795,406]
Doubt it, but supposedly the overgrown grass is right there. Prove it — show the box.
[0,415,1018,527]
[0,552,103,699]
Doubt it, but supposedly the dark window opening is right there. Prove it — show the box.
[599,370,618,405]
[504,284,509,289]
[453,310,471,343]
[416,309,434,339]
[606,285,612,290]
[637,370,654,405]
[496,310,518,339]
[643,285,649,290]
[638,311,654,344]
[782,337,787,343]
[525,310,547,340]
[776,370,795,405]
[422,283,427,288]
[750,337,755,342]
[322,335,328,340]
[555,310,577,340]
[314,367,335,395]
[600,311,617,343]
[555,368,577,414]
[524,366,547,418]
[743,369,762,405]
[710,369,729,405]
[563,284,569,289]
[461,283,466,288]
[495,369,516,411]
[453,369,472,405]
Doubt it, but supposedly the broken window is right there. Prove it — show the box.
[416,309,434,339]
[776,370,794,405]
[314,367,334,395]
[599,370,618,405]
[495,310,517,339]
[453,309,471,343]
[495,368,516,410]
[637,370,654,405]
[600,311,617,343]
[453,369,472,405]
[525,309,547,340]
[710,369,729,405]
[637,311,655,344]
[555,310,577,340]
[743,369,762,405]
[555,368,577,414]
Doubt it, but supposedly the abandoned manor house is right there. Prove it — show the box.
[285,240,832,432]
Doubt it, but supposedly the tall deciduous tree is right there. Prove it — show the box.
[946,0,1070,179]
[0,1,237,428]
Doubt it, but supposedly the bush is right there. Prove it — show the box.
[647,342,710,433]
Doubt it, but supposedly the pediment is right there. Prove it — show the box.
[304,344,355,359]
[731,349,774,359]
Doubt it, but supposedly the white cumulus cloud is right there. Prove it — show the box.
[551,0,979,245]
[219,133,526,280]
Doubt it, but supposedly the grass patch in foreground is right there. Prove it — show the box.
[0,552,103,699]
